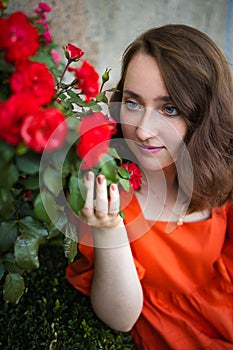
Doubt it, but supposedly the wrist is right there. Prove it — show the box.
[92,224,129,249]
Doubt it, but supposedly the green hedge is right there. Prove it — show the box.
[0,244,136,350]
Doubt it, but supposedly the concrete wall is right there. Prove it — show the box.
[7,0,233,84]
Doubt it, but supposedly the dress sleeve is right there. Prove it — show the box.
[215,203,233,286]
[227,202,233,239]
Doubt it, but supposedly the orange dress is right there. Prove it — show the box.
[66,193,233,350]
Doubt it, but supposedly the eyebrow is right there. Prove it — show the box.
[123,89,172,103]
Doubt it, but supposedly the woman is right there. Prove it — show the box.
[66,24,233,349]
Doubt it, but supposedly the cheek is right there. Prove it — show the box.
[167,118,187,141]
[177,121,188,140]
[120,110,135,139]
[121,123,135,140]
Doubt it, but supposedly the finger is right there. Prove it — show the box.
[81,171,95,217]
[109,183,120,215]
[95,175,108,218]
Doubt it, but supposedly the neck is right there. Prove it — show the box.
[141,164,178,193]
[136,165,189,225]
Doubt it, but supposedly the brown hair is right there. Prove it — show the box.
[110,24,233,212]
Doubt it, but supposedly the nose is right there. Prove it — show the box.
[136,108,159,141]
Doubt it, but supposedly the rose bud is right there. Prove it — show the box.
[64,43,84,62]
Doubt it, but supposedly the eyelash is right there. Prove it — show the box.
[123,99,180,117]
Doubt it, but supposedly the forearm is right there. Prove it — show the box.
[90,226,143,332]
[79,173,143,331]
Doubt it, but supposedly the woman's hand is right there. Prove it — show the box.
[78,173,143,331]
[79,171,123,229]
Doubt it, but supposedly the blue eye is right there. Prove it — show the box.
[164,105,179,116]
[124,100,142,111]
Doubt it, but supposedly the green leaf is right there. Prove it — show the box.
[20,216,49,239]
[105,87,118,93]
[43,166,63,196]
[108,147,122,162]
[55,211,69,228]
[33,23,46,35]
[3,273,25,305]
[47,212,68,238]
[62,147,77,178]
[95,92,107,103]
[119,178,130,192]
[89,103,102,112]
[0,262,5,280]
[66,115,80,131]
[0,221,18,253]
[68,175,87,214]
[0,140,15,162]
[2,253,25,275]
[16,151,41,175]
[18,201,34,218]
[47,146,71,172]
[0,84,10,100]
[67,90,78,98]
[68,95,97,108]
[64,233,78,264]
[47,225,62,239]
[31,52,56,70]
[0,162,19,188]
[14,216,48,271]
[99,157,117,182]
[119,209,125,219]
[0,57,14,73]
[117,166,130,179]
[0,188,15,219]
[34,192,58,224]
[19,174,39,190]
[98,153,114,167]
[15,142,28,155]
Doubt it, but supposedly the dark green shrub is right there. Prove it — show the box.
[0,244,136,350]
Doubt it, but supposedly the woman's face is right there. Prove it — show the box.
[120,52,187,172]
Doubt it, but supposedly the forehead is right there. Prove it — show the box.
[123,52,168,97]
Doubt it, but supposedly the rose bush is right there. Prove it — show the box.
[120,162,143,191]
[0,1,142,305]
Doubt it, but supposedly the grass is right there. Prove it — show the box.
[0,243,136,350]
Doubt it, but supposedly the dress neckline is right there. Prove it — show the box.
[121,192,216,234]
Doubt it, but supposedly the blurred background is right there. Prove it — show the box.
[7,0,233,84]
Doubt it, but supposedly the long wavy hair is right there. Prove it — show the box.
[110,24,233,213]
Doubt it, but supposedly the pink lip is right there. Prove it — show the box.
[137,143,164,155]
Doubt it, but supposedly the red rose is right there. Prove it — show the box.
[0,11,39,63]
[21,107,68,152]
[34,2,51,19]
[77,112,117,169]
[120,163,142,191]
[51,49,61,64]
[37,2,51,13]
[69,61,99,102]
[35,19,52,45]
[64,44,84,61]
[0,93,40,145]
[10,61,55,106]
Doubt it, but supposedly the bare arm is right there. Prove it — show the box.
[79,172,143,332]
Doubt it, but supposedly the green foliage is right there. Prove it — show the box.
[0,245,136,350]
[0,2,132,306]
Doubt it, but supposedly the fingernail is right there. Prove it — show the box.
[97,175,104,184]
[111,184,117,191]
[85,171,93,180]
